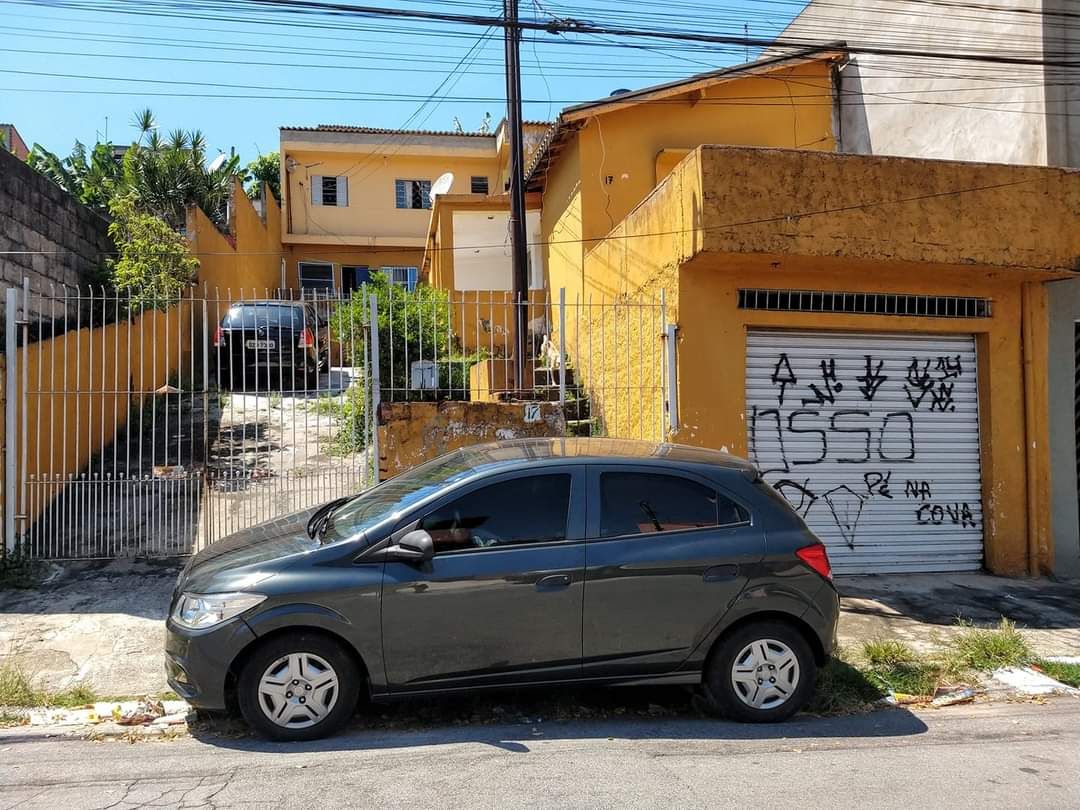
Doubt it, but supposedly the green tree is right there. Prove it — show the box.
[26,140,123,211]
[25,109,239,229]
[244,152,281,202]
[106,194,200,312]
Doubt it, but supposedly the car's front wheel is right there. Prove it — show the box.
[702,620,816,723]
[237,633,361,741]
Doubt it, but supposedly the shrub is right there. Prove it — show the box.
[945,618,1033,674]
[106,194,199,312]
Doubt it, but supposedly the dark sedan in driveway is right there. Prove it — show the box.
[212,300,329,390]
[165,438,838,741]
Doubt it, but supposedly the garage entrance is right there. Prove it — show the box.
[746,330,984,574]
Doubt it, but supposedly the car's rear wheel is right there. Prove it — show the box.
[237,633,360,741]
[702,620,815,723]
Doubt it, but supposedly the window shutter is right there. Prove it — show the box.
[311,176,323,205]
[395,179,406,209]
[336,176,348,207]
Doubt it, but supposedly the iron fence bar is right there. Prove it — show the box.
[558,288,566,406]
[369,292,381,484]
[5,288,18,554]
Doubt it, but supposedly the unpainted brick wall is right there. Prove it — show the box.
[0,147,112,331]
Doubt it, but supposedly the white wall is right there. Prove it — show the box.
[452,210,542,291]
[772,0,1077,167]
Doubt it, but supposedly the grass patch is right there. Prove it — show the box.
[943,618,1033,675]
[0,664,99,708]
[1036,660,1080,688]
[806,651,885,715]
[304,395,343,418]
[860,639,942,698]
[0,549,44,589]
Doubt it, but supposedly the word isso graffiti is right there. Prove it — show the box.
[752,351,978,549]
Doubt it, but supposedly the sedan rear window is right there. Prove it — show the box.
[600,472,746,538]
[224,304,305,330]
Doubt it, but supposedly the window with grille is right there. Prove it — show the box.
[382,266,419,291]
[311,175,347,207]
[737,289,991,319]
[471,176,489,194]
[395,179,432,210]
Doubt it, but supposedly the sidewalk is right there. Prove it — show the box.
[836,573,1080,657]
[1,563,1078,698]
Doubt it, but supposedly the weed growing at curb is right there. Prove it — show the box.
[0,550,44,589]
[1036,660,1080,688]
[0,664,99,708]
[943,618,1033,675]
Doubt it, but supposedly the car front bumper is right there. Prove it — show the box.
[165,617,258,712]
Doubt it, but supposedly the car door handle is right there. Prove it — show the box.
[703,564,739,582]
[535,574,572,590]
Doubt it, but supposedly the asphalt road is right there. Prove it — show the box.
[1,701,1078,809]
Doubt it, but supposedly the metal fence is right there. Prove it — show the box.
[1,282,670,559]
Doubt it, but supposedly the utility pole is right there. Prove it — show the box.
[503,0,530,395]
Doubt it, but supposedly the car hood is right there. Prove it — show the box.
[176,507,323,595]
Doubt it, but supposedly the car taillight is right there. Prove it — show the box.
[298,327,315,348]
[796,543,832,580]
[212,326,225,347]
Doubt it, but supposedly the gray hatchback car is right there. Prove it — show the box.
[166,438,838,741]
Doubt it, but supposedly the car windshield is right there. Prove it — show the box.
[319,450,483,544]
[224,304,305,330]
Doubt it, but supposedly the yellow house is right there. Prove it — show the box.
[280,120,550,295]
[423,45,1080,578]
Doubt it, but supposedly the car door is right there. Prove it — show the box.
[581,465,764,679]
[381,466,586,693]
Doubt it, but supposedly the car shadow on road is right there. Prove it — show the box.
[190,684,928,754]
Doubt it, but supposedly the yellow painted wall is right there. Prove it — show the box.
[541,59,838,357]
[4,302,195,542]
[675,259,1038,575]
[568,143,1080,575]
[283,152,499,243]
[188,178,284,326]
[283,246,426,292]
[574,61,838,245]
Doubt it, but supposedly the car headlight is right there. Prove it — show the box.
[171,592,267,631]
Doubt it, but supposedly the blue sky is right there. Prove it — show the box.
[1,0,805,162]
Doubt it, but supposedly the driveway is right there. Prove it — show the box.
[1,702,1077,808]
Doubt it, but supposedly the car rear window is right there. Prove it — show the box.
[600,472,747,538]
[223,304,305,329]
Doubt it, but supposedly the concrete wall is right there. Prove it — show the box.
[773,0,1063,165]
[1048,277,1080,577]
[0,147,111,325]
[377,400,565,479]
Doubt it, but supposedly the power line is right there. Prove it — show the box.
[12,0,1080,67]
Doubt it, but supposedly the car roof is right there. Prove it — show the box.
[442,437,758,477]
[228,300,307,307]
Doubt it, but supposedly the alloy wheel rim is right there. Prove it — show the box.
[730,638,800,711]
[257,652,340,729]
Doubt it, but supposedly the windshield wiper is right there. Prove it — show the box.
[307,496,349,541]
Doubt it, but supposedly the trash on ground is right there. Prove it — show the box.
[930,687,977,707]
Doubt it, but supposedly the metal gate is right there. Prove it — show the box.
[746,329,984,574]
[2,283,669,559]
[2,285,380,559]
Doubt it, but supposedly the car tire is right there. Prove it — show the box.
[237,633,361,741]
[702,620,816,723]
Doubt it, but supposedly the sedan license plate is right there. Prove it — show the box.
[245,339,276,350]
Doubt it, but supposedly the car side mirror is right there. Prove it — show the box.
[386,529,434,564]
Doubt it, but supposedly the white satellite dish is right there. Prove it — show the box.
[430,171,454,203]
[208,153,228,173]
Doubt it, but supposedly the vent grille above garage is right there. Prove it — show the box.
[737,289,992,319]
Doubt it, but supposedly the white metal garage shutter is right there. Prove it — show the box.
[746,330,984,574]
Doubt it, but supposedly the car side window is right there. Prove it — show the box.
[420,474,572,553]
[599,472,747,538]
